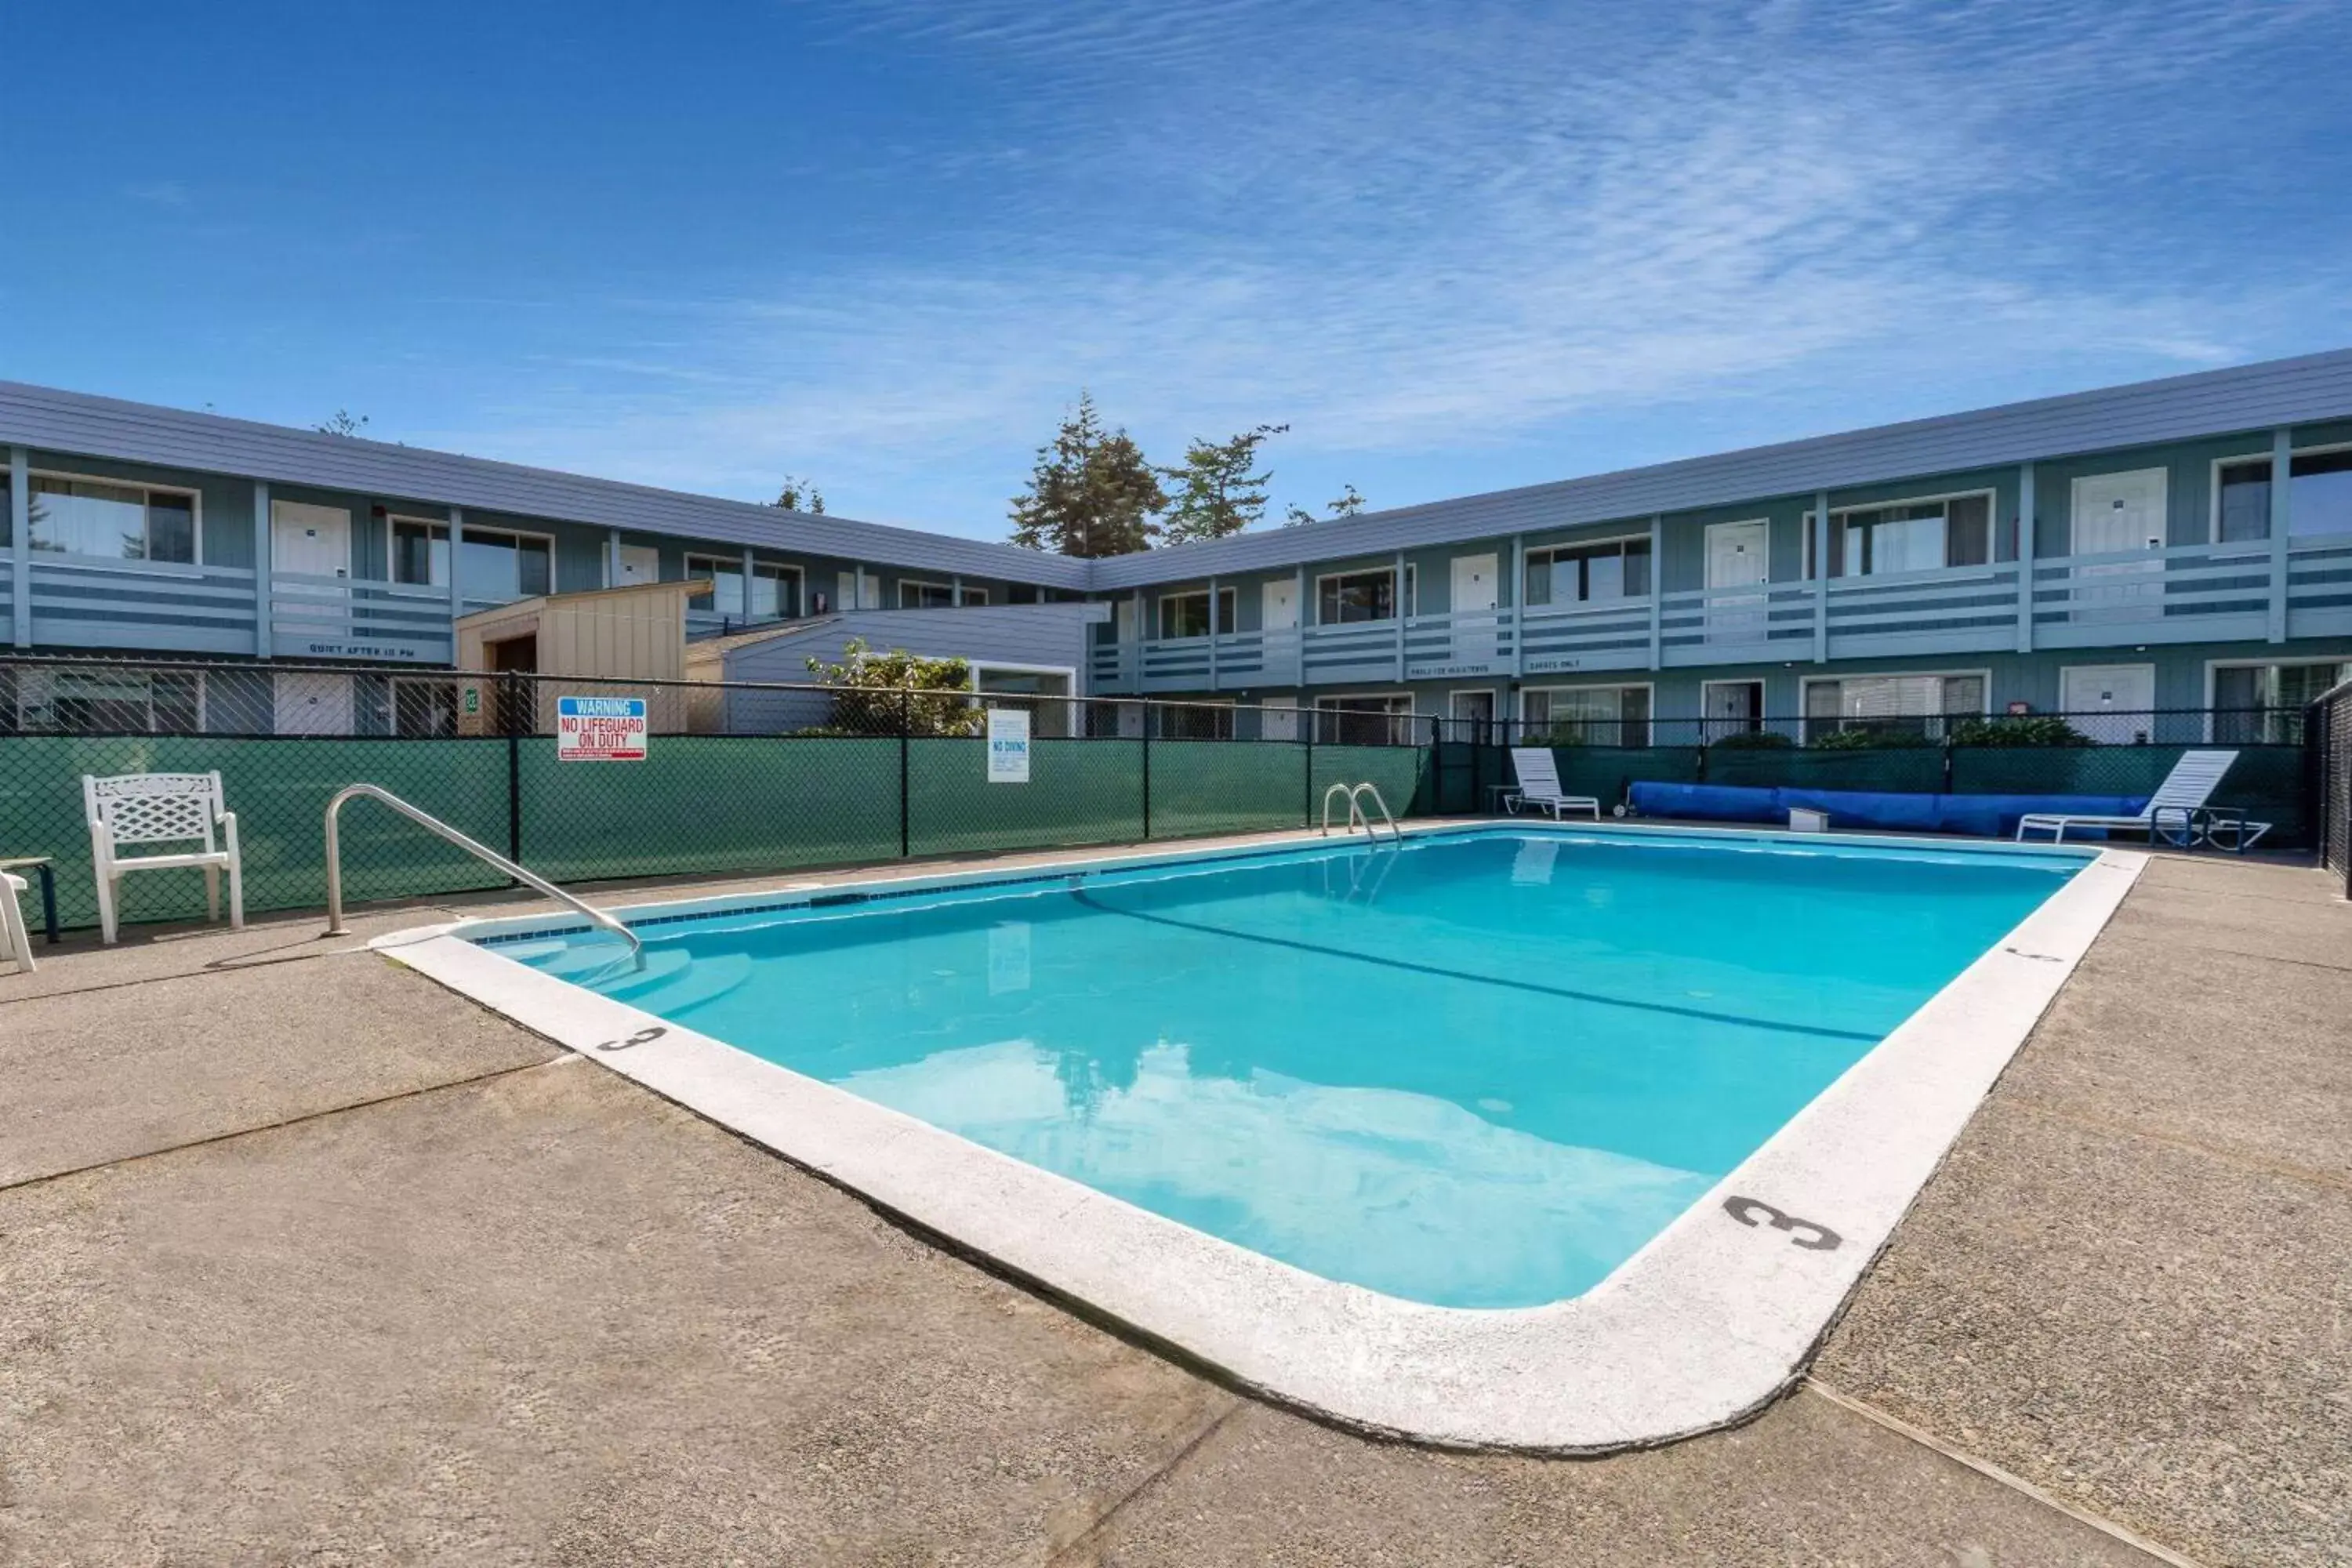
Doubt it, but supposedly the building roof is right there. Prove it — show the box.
[9,346,2350,598]
[1088,346,2352,588]
[0,379,1092,590]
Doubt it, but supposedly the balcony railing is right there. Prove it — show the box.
[273,572,457,662]
[4,555,260,656]
[1089,538,2352,694]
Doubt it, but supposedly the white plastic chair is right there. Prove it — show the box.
[2014,750,2250,846]
[84,771,245,945]
[2,871,33,975]
[1503,747,1602,820]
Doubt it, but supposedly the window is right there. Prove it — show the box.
[1312,694,1412,745]
[1520,684,1650,746]
[1316,567,1411,624]
[2216,459,2272,544]
[1807,492,1996,577]
[390,678,460,738]
[1156,586,1236,639]
[1525,539,1651,607]
[974,666,1076,739]
[2292,448,2352,536]
[2212,448,2352,542]
[8,666,202,734]
[687,555,800,621]
[390,518,452,586]
[27,474,199,564]
[457,527,553,602]
[1154,700,1235,740]
[895,579,989,609]
[2212,660,2350,744]
[1802,672,1985,739]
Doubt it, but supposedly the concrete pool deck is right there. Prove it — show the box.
[2,837,2346,1565]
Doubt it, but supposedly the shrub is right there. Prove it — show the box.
[1811,724,1936,750]
[1707,729,1795,750]
[1947,714,2091,748]
[804,637,982,737]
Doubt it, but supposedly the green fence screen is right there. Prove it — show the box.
[1,731,1431,933]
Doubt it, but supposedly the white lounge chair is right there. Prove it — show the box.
[2014,749,2259,847]
[84,771,245,945]
[1504,748,1602,820]
[2,871,33,975]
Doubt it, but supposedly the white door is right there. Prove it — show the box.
[1449,553,1498,662]
[270,501,350,579]
[1705,519,1769,641]
[274,672,354,735]
[613,544,659,586]
[2069,468,2167,622]
[1259,701,1301,742]
[2060,663,2155,744]
[1702,679,1764,740]
[1261,579,1298,630]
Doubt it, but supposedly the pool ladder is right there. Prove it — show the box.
[321,782,644,971]
[1320,782,1403,844]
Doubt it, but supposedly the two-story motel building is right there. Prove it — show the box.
[3,348,2350,742]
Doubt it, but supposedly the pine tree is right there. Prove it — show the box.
[1008,393,1166,557]
[772,476,826,514]
[1160,424,1287,544]
[1284,483,1368,527]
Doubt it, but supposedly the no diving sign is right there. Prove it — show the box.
[986,707,1030,783]
[557,695,648,761]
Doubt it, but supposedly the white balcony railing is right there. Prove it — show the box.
[1087,538,2352,694]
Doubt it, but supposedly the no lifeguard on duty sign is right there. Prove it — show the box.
[556,695,648,761]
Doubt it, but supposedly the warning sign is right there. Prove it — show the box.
[557,695,648,761]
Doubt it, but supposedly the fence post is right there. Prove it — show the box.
[1303,721,1315,826]
[1941,733,1956,793]
[898,688,912,859]
[1141,702,1153,840]
[503,672,524,869]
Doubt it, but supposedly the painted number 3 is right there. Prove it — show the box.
[596,1026,666,1053]
[1722,1196,1842,1252]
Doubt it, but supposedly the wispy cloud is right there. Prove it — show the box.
[124,180,192,208]
[424,0,2351,532]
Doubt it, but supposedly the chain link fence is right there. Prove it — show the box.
[2311,680,2352,895]
[0,656,1427,934]
[1428,708,2315,846]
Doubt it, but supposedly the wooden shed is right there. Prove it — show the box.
[452,579,706,735]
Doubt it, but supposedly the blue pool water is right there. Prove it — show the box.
[499,829,2085,1308]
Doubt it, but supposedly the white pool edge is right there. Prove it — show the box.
[376,824,2146,1453]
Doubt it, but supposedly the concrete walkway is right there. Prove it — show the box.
[2,847,2344,1565]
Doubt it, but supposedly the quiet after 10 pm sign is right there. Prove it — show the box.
[556,696,649,761]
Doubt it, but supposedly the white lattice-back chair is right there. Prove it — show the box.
[83,771,245,945]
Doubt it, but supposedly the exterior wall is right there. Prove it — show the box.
[1163,635,2352,729]
[710,603,1109,689]
[25,447,260,569]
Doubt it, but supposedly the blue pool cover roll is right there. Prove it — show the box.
[1627,782,2151,839]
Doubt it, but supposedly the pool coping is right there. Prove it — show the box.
[375,822,2147,1454]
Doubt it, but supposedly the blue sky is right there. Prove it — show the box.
[8,0,2351,540]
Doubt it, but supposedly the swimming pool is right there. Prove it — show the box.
[385,822,2142,1450]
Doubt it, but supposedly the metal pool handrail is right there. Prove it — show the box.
[321,783,644,969]
[1320,782,1403,844]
